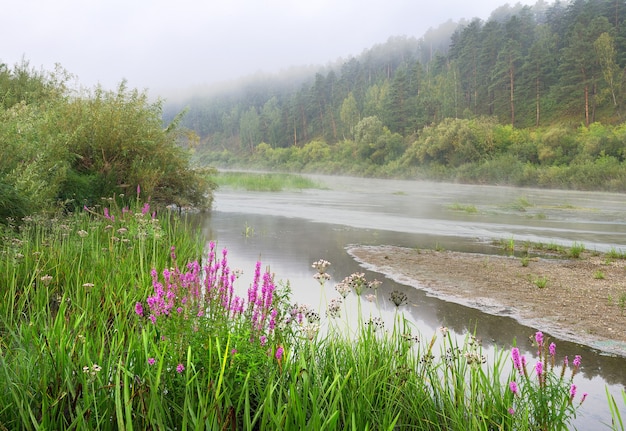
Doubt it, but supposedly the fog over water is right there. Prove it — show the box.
[198,174,626,429]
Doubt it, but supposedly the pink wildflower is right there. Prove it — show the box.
[508,407,515,415]
[176,363,185,373]
[535,331,544,348]
[103,207,114,222]
[509,381,519,395]
[134,302,143,316]
[148,358,156,365]
[535,361,543,376]
[573,355,582,368]
[549,342,556,357]
[511,348,523,373]
[275,346,284,360]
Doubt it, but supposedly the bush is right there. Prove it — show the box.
[0,65,215,221]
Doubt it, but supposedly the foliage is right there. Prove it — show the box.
[508,333,587,430]
[0,200,592,430]
[214,171,322,191]
[0,61,216,224]
[164,0,626,192]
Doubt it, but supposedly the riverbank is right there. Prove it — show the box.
[347,245,626,357]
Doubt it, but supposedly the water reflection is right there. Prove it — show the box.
[198,175,626,429]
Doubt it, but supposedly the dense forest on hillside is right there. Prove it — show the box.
[166,0,626,191]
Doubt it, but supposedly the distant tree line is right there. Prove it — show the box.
[165,0,626,190]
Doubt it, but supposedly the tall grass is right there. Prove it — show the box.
[214,171,322,191]
[0,196,591,430]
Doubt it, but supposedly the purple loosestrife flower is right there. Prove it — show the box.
[548,342,557,368]
[104,207,111,220]
[509,381,519,395]
[535,361,543,376]
[573,355,582,368]
[135,302,143,316]
[148,358,156,365]
[535,331,544,347]
[508,408,515,415]
[511,348,523,374]
[137,184,141,197]
[176,363,185,373]
[275,346,284,360]
[248,261,262,305]
[569,384,578,405]
[269,308,278,331]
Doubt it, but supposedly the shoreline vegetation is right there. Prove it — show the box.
[2,195,617,430]
[4,59,626,428]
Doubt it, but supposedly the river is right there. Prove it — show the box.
[198,174,626,430]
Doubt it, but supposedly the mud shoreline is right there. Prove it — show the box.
[347,245,626,357]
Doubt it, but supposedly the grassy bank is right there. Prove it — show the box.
[214,171,323,191]
[0,196,620,430]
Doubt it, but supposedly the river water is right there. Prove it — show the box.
[198,174,626,429]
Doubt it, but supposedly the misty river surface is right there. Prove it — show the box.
[198,174,626,429]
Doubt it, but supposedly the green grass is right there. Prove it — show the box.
[0,198,592,430]
[568,242,585,258]
[214,171,323,191]
[533,275,549,288]
[503,196,533,212]
[606,247,626,260]
[448,202,479,214]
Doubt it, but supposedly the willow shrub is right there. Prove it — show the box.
[0,196,588,430]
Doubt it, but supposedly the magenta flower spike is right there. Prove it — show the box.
[535,331,544,347]
[549,342,556,357]
[275,346,284,360]
[511,348,523,373]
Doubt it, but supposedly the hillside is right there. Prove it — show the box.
[166,0,626,191]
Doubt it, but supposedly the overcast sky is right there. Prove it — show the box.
[4,0,540,97]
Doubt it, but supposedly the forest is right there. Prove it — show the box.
[165,0,626,191]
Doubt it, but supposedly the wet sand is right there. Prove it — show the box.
[348,245,626,357]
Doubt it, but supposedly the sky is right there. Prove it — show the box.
[3,0,541,97]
